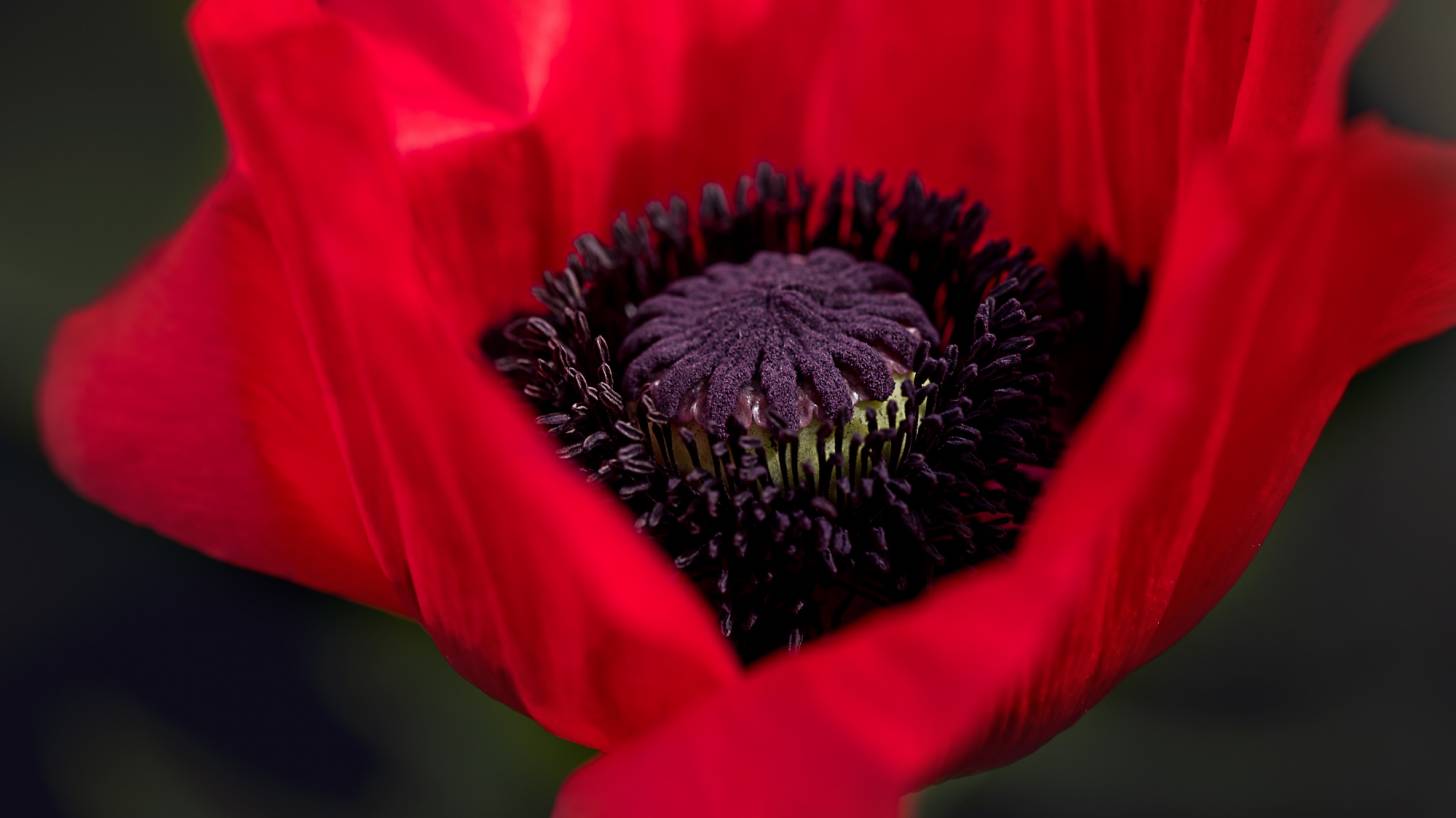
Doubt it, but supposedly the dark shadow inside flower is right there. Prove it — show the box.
[488,164,1145,662]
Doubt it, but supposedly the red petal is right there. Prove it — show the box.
[189,0,739,748]
[553,124,1456,817]
[1146,121,1456,656]
[39,171,403,616]
[800,0,1390,270]
[315,0,1391,320]
[222,0,851,338]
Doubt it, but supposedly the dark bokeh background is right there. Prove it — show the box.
[3,2,1453,816]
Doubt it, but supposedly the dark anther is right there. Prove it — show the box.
[488,163,1146,662]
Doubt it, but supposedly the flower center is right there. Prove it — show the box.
[489,165,1143,661]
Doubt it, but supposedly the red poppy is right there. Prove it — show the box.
[39,0,1456,816]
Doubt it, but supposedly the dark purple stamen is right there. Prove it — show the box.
[488,164,1145,661]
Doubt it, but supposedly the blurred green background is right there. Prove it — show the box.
[3,2,1454,816]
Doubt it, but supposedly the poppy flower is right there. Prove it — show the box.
[39,0,1456,815]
